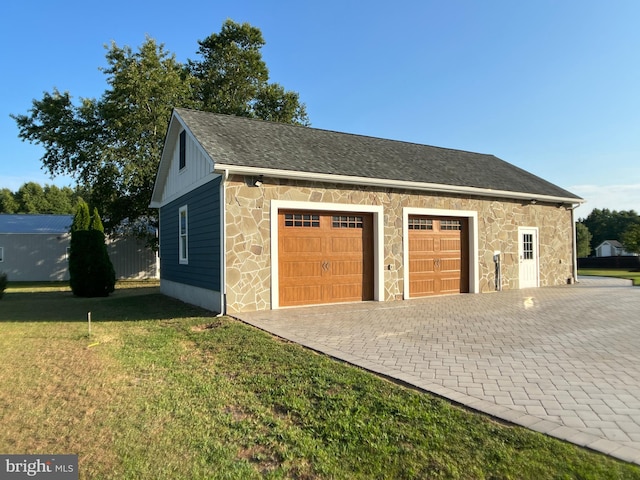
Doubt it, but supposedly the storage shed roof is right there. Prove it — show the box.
[0,214,73,234]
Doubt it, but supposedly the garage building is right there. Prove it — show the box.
[150,108,583,314]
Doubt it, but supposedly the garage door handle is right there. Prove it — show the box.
[322,261,330,271]
[434,258,441,268]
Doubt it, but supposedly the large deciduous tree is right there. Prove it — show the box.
[188,20,309,125]
[13,38,191,234]
[12,20,308,239]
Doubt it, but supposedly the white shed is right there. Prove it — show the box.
[594,240,638,257]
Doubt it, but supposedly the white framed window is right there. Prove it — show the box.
[179,205,188,264]
[0,246,4,262]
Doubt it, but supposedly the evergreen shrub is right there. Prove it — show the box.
[69,230,116,297]
[68,200,116,297]
[0,272,7,299]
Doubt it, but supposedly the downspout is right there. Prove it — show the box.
[218,169,229,316]
[570,203,579,284]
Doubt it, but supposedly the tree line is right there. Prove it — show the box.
[11,19,308,239]
[0,182,84,214]
[577,208,640,256]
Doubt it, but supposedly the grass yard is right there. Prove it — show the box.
[579,269,640,286]
[1,285,639,479]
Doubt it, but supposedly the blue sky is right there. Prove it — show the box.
[2,0,639,218]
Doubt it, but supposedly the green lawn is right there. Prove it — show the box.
[1,285,639,479]
[579,268,640,286]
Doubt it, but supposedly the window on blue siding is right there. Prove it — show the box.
[179,130,186,170]
[179,206,188,264]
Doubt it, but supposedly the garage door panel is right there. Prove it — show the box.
[409,237,435,253]
[280,261,322,278]
[280,285,323,306]
[440,238,461,252]
[330,237,364,254]
[281,237,322,253]
[279,211,373,307]
[440,278,461,292]
[410,259,435,273]
[409,216,469,297]
[412,279,435,295]
[331,283,364,301]
[331,260,363,276]
[440,258,461,272]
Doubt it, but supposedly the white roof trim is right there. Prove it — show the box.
[214,164,585,205]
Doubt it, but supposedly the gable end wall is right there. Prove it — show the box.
[159,128,214,204]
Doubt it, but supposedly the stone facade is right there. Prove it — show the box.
[224,175,574,313]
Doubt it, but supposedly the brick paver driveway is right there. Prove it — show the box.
[234,277,640,465]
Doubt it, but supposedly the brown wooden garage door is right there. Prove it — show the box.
[408,216,469,297]
[279,211,374,307]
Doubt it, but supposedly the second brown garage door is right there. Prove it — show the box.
[279,211,374,307]
[408,216,469,297]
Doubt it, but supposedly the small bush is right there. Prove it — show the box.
[0,272,7,299]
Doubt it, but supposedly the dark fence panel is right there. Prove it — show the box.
[578,256,640,269]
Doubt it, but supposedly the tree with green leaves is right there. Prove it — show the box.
[0,189,18,213]
[0,182,81,214]
[71,199,91,231]
[579,208,640,250]
[576,222,592,257]
[13,38,191,234]
[43,185,77,214]
[15,182,49,213]
[69,200,115,297]
[89,206,104,232]
[622,224,640,254]
[188,20,309,125]
[12,20,308,241]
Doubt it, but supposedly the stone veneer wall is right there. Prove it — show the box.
[224,175,574,313]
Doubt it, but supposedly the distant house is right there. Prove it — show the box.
[595,240,638,257]
[0,214,159,281]
[150,108,583,314]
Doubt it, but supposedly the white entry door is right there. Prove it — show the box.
[518,227,539,289]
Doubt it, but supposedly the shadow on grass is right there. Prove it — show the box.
[0,287,216,322]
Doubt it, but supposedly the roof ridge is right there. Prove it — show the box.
[174,107,496,157]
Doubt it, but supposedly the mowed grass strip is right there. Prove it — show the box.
[1,287,639,479]
[579,268,640,286]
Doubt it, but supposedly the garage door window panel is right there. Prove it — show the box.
[284,213,320,227]
[332,215,364,228]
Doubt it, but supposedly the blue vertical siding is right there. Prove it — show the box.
[159,178,221,290]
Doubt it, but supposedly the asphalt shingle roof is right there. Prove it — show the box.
[0,214,73,234]
[175,108,581,201]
